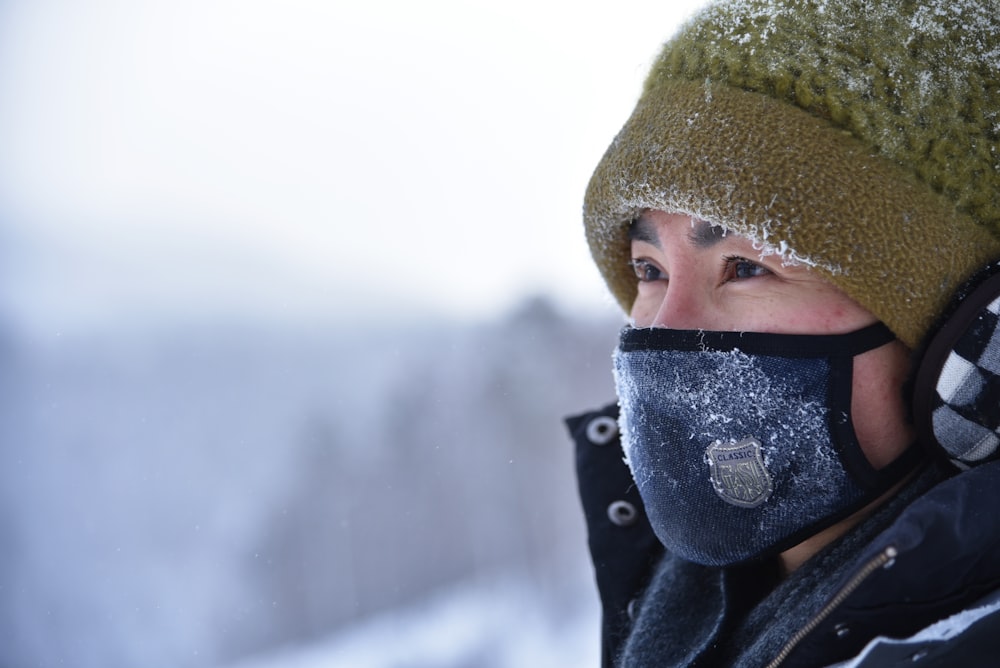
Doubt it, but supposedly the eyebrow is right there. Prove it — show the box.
[688,219,728,248]
[627,214,661,248]
[627,214,728,249]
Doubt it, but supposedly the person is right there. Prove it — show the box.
[565,1,1000,666]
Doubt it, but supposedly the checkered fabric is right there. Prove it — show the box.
[932,297,1000,465]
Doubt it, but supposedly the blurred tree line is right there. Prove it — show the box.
[0,297,620,667]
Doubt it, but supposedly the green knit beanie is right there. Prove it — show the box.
[585,0,1000,349]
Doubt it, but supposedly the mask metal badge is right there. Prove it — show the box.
[705,437,774,508]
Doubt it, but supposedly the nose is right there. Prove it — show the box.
[636,279,708,330]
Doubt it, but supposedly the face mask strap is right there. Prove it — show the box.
[620,323,895,357]
[828,351,927,492]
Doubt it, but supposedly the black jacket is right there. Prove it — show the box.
[567,403,1000,667]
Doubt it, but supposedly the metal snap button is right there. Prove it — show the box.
[586,415,618,445]
[607,500,637,526]
[626,598,639,621]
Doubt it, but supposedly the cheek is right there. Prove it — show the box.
[763,293,877,335]
[819,305,878,335]
[630,284,665,327]
[851,342,915,469]
[801,308,862,334]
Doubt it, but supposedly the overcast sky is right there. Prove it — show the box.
[0,1,707,333]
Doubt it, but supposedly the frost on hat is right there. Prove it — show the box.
[584,0,1000,350]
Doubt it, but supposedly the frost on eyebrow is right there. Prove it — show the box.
[688,218,729,248]
[627,214,662,248]
[612,193,845,277]
[688,213,842,274]
[695,210,844,274]
[741,222,843,274]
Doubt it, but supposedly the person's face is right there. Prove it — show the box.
[628,210,914,470]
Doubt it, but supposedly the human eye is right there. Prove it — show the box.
[630,258,666,282]
[722,255,771,281]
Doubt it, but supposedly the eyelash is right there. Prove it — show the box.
[630,259,663,282]
[629,256,770,282]
[722,255,770,281]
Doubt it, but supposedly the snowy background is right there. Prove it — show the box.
[0,1,704,666]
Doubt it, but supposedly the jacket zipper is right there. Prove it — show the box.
[764,545,898,668]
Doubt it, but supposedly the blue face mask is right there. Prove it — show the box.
[613,323,922,566]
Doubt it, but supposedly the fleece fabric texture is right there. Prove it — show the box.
[584,0,1000,349]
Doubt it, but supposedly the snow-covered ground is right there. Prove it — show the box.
[226,567,601,668]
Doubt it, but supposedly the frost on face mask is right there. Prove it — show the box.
[610,326,889,565]
[615,346,847,510]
